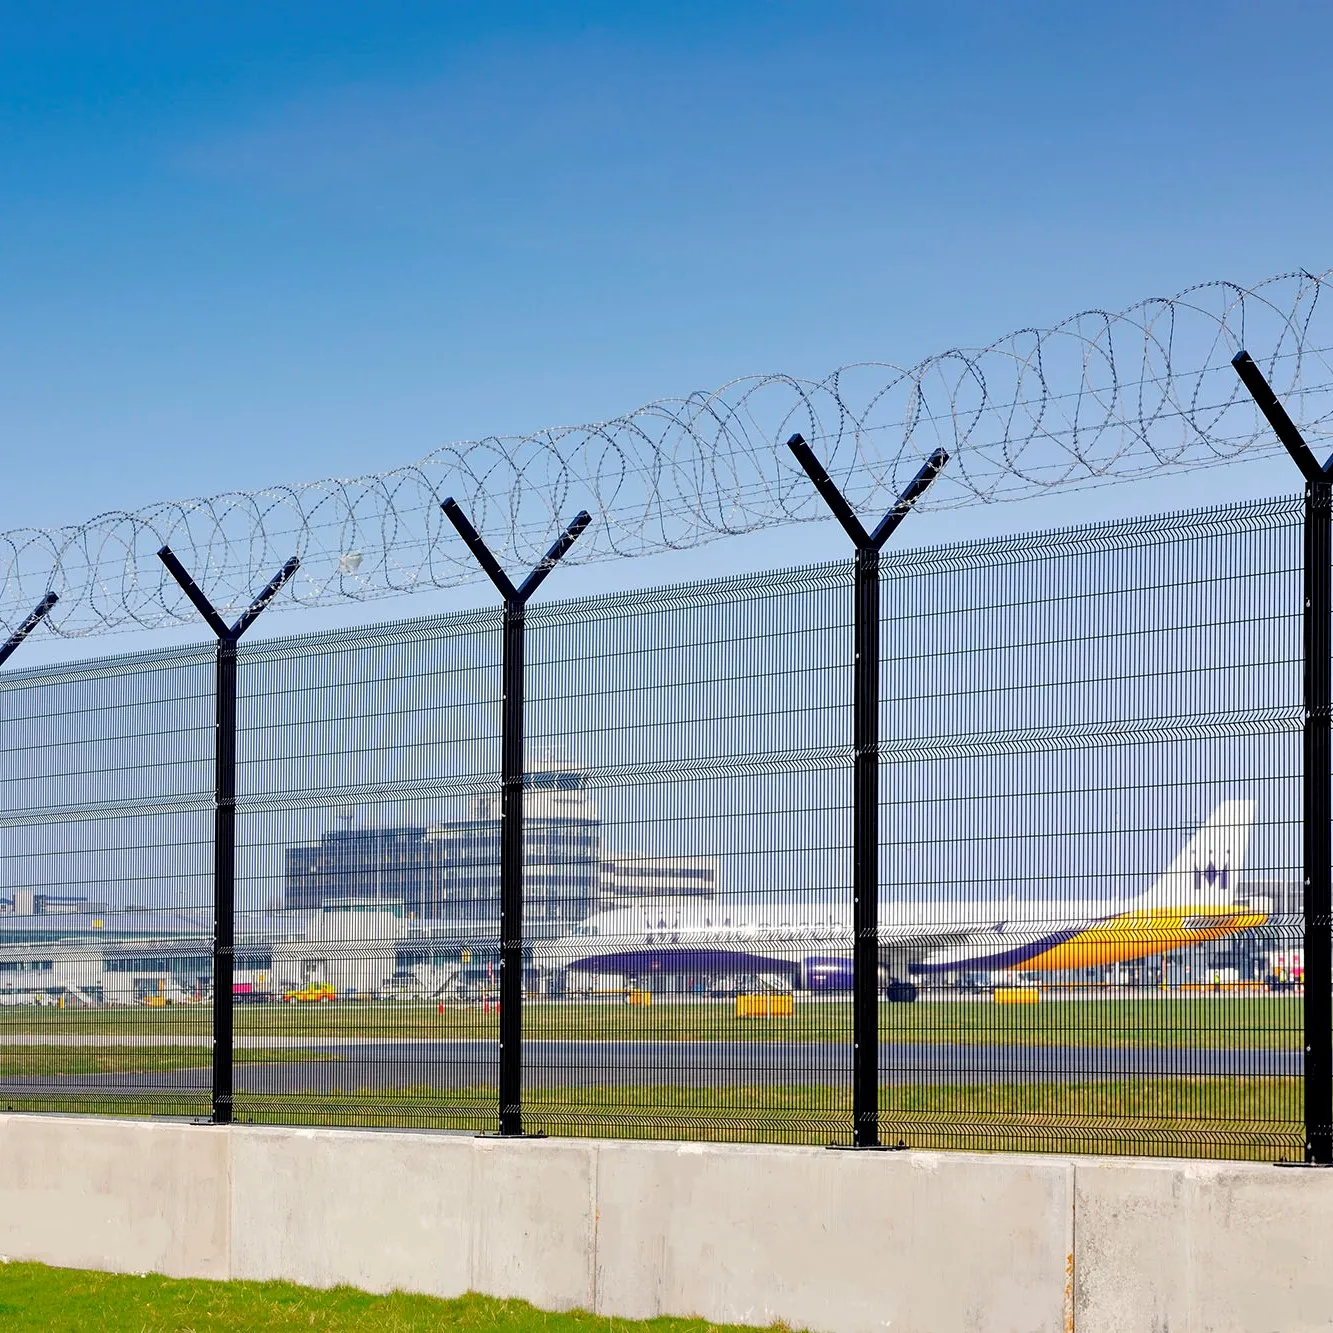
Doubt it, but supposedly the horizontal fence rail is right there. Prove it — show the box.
[0,493,1318,1162]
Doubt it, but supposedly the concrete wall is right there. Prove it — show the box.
[0,1114,1329,1333]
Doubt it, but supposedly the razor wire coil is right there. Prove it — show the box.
[4,268,1333,637]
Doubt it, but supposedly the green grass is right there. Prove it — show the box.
[0,1262,788,1332]
[0,995,1304,1163]
[0,994,1303,1162]
[0,1046,339,1077]
[222,1077,1300,1161]
[0,996,1307,1048]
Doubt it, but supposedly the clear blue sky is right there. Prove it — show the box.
[1,0,1329,642]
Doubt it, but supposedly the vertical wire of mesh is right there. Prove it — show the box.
[0,491,1312,1161]
[230,609,502,1132]
[877,495,1304,1160]
[0,645,214,1120]
[522,562,855,1144]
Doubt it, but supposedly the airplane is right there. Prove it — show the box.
[535,801,1263,1001]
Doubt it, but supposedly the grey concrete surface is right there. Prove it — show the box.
[1074,1156,1333,1333]
[0,1112,1331,1332]
[230,1125,475,1297]
[594,1139,1075,1333]
[0,1115,230,1280]
[469,1135,598,1310]
[231,1126,599,1308]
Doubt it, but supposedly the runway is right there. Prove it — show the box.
[0,1037,1302,1101]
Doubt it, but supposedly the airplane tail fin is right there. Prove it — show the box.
[1133,800,1256,913]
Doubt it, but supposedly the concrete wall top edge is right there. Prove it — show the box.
[0,1112,229,1140]
[3,1112,1330,1194]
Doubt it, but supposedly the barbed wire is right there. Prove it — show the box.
[4,268,1332,638]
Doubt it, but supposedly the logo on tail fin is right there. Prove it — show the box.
[1193,854,1231,895]
[1137,800,1254,913]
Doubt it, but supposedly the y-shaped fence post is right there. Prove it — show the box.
[0,593,60,668]
[1233,350,1333,1165]
[442,500,591,1137]
[157,548,300,1126]
[786,435,948,1149]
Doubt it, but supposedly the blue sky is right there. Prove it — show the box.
[1,0,1330,647]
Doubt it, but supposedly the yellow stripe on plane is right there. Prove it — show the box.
[1011,906,1269,972]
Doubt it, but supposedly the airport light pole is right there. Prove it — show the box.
[1232,350,1333,1165]
[157,547,300,1126]
[0,593,60,668]
[441,498,591,1137]
[786,435,948,1149]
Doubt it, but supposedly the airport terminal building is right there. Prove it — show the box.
[0,899,473,1006]
[0,764,723,1004]
[282,767,719,933]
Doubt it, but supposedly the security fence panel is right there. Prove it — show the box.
[877,497,1304,1160]
[0,493,1315,1162]
[0,645,214,1119]
[232,609,502,1132]
[522,564,856,1144]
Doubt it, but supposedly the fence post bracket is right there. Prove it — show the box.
[442,500,592,1138]
[156,547,300,1126]
[786,435,948,1149]
[1233,350,1333,1166]
[0,592,60,668]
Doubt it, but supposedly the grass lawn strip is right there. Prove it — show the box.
[0,1263,791,1332]
[224,1077,1302,1160]
[0,997,1305,1048]
[0,1078,1302,1159]
[0,1046,340,1076]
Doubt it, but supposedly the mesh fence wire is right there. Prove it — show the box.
[0,494,1311,1159]
[522,561,855,1144]
[0,645,214,1119]
[874,495,1302,1157]
[234,607,503,1132]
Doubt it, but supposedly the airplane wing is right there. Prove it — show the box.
[881,919,1077,979]
[877,924,995,980]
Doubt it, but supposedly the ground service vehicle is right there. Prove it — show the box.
[282,982,336,1003]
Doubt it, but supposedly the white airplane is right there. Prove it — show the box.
[536,801,1262,999]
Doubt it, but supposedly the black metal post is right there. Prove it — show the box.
[214,633,238,1121]
[852,542,881,1149]
[0,592,59,668]
[1232,349,1333,1164]
[157,547,300,1125]
[1305,480,1333,1164]
[499,594,525,1136]
[786,435,948,1148]
[442,498,591,1136]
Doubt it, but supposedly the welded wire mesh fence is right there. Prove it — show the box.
[0,645,214,1119]
[0,494,1312,1160]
